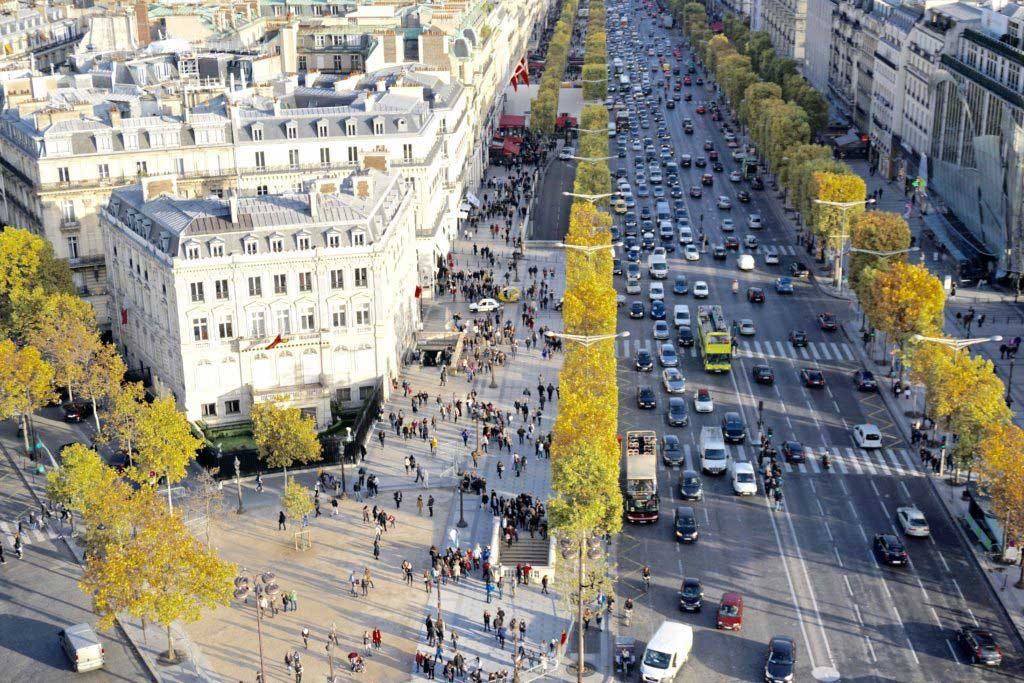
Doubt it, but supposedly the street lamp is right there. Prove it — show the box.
[848,246,920,258]
[456,477,469,529]
[545,330,630,347]
[562,192,614,203]
[568,154,616,163]
[233,569,279,682]
[812,197,876,289]
[233,455,244,514]
[558,532,606,682]
[555,241,624,255]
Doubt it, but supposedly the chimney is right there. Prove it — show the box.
[141,174,178,201]
[309,184,319,220]
[356,178,370,198]
[108,106,122,128]
[229,191,238,224]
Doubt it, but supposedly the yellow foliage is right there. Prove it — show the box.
[865,262,944,344]
[810,171,866,249]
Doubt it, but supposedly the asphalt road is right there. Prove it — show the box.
[531,155,576,241]
[606,4,1022,682]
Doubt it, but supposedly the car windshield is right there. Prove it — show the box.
[720,604,739,617]
[737,473,755,483]
[682,583,701,596]
[705,448,726,461]
[769,647,793,665]
[909,515,927,526]
[643,649,671,669]
[683,476,699,487]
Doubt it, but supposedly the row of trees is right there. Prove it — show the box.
[530,0,580,133]
[581,0,607,101]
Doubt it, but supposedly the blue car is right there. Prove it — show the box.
[774,277,794,295]
[673,275,689,295]
[649,300,667,320]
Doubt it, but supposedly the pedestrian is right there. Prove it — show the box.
[301,627,310,649]
[278,510,286,530]
[541,575,549,594]
[373,538,381,560]
[773,487,784,511]
[294,661,303,682]
[428,495,435,517]
[394,490,403,509]
[483,609,492,631]
[363,630,371,654]
[372,628,382,651]
[417,494,424,515]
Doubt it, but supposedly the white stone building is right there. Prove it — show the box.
[101,170,418,428]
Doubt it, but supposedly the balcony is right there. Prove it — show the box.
[59,219,80,233]
[41,174,134,192]
[248,375,330,401]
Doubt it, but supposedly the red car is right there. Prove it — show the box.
[683,76,692,86]
[696,105,706,114]
[818,313,838,331]
[689,186,703,198]
[801,369,826,388]
[782,441,806,463]
[700,173,714,186]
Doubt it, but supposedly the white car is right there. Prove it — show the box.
[731,461,758,496]
[717,196,732,210]
[653,320,671,340]
[662,368,686,393]
[693,388,714,413]
[683,244,700,261]
[738,319,756,335]
[652,246,667,258]
[853,423,883,449]
[748,213,763,229]
[744,235,759,250]
[559,147,576,160]
[649,282,665,300]
[720,218,735,232]
[764,249,780,265]
[469,298,500,312]
[896,505,931,537]
[692,281,710,298]
[729,171,743,182]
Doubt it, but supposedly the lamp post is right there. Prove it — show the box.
[457,477,469,528]
[339,427,354,498]
[555,241,624,256]
[562,191,614,203]
[544,330,631,348]
[558,532,605,683]
[567,155,616,163]
[1006,360,1015,407]
[233,455,244,514]
[233,569,279,682]
[812,197,876,289]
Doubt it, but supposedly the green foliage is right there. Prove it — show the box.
[251,399,323,473]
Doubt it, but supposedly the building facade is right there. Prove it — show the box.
[760,0,808,64]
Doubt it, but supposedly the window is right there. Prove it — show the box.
[252,126,263,141]
[358,385,373,400]
[320,147,331,165]
[192,317,209,341]
[174,158,185,175]
[317,121,328,137]
[298,271,313,292]
[210,242,224,257]
[136,161,147,175]
[334,55,344,71]
[225,399,241,414]
[96,135,113,153]
[327,233,341,248]
[275,309,291,334]
[297,234,310,250]
[66,235,78,260]
[373,120,384,135]
[249,310,266,337]
[355,302,371,326]
[270,237,283,253]
[58,167,70,182]
[60,200,76,223]
[300,305,316,331]
[403,143,414,162]
[352,231,366,246]
[248,275,263,297]
[286,122,297,139]
[346,121,357,135]
[255,151,266,169]
[314,34,325,48]
[354,267,368,287]
[190,281,205,302]
[215,279,230,300]
[274,273,288,294]
[257,184,269,196]
[336,387,352,402]
[98,163,110,179]
[185,243,201,259]
[331,303,349,329]
[347,146,358,163]
[244,239,258,255]
[330,269,344,289]
[202,402,217,417]
[289,148,300,168]
[298,56,307,71]
[441,118,447,134]
[218,315,234,339]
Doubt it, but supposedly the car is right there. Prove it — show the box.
[650,300,667,320]
[558,146,576,161]
[683,244,700,261]
[873,533,909,566]
[774,277,794,295]
[753,365,775,385]
[62,400,94,423]
[673,275,689,295]
[790,261,810,279]
[677,325,695,347]
[721,236,738,252]
[689,186,703,198]
[731,149,745,161]
[659,343,679,368]
[764,249,779,265]
[635,349,654,372]
[626,263,641,279]
[801,369,826,388]
[663,367,686,393]
[701,173,714,186]
[673,506,699,542]
[717,196,732,210]
[729,171,743,182]
[469,298,500,312]
[712,161,725,173]
[693,281,710,298]
[956,626,1003,666]
[696,105,706,114]
[695,156,707,168]
[703,140,714,151]
[720,218,735,232]
[712,245,728,260]
[764,636,797,683]
[781,441,806,463]
[853,423,883,449]
[669,185,684,198]
[616,294,626,308]
[613,258,624,275]
[629,301,645,318]
[744,235,759,250]
[59,623,105,673]
[667,397,689,426]
[789,329,808,347]
[680,154,692,167]
[684,92,693,102]
[738,319,756,336]
[649,282,665,300]
[853,369,878,392]
[653,321,672,341]
[747,213,763,229]
[694,388,714,413]
[637,386,657,409]
[746,287,765,304]
[818,312,838,331]
[722,412,747,443]
[751,176,765,190]
[636,185,650,198]
[660,434,686,467]
[737,190,751,202]
[678,473,704,504]
[684,124,694,134]
[896,505,930,537]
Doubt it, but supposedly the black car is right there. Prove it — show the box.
[637,386,657,409]
[712,245,727,260]
[673,506,699,542]
[663,435,685,466]
[62,400,94,423]
[753,365,775,385]
[782,441,806,463]
[636,350,654,371]
[680,155,692,167]
[667,397,689,427]
[818,312,838,331]
[853,369,878,392]
[873,533,909,566]
[737,190,751,203]
[764,636,796,683]
[683,124,694,134]
[722,412,747,443]
[678,469,703,500]
[800,369,826,388]
[629,301,645,319]
[712,161,724,173]
[956,626,1003,666]
[789,329,808,347]
[790,261,810,279]
[613,258,624,275]
[695,156,707,168]
[704,140,714,151]
[677,326,695,347]
[747,287,766,304]
[679,577,704,611]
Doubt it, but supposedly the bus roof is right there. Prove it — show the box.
[625,430,657,480]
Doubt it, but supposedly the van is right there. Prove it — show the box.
[737,254,755,271]
[672,304,690,327]
[655,201,671,223]
[608,122,617,138]
[658,220,674,241]
[716,593,744,630]
[678,226,693,244]
[619,74,630,88]
[700,426,727,475]
[626,277,641,294]
[648,253,668,279]
[59,623,105,672]
[729,460,757,495]
[641,621,693,682]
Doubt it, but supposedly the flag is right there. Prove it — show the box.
[266,333,287,350]
[510,56,529,90]
[414,285,423,298]
[121,308,128,325]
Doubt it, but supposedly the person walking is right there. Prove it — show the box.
[773,487,784,512]
[428,495,435,517]
[417,495,424,515]
[278,510,286,530]
[301,627,310,649]
[394,490,403,509]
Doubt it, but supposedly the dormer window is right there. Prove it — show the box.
[95,133,113,153]
[269,236,284,253]
[296,233,311,250]
[251,123,264,141]
[184,242,201,259]
[317,119,329,138]
[210,240,225,257]
[325,230,341,248]
[396,117,407,132]
[351,230,366,246]
[123,132,139,150]
[345,119,357,136]
[286,120,298,139]
[243,236,258,255]
[373,118,385,135]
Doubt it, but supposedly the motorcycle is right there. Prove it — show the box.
[731,279,739,294]
[822,452,832,471]
[614,636,637,678]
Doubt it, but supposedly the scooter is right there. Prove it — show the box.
[822,453,832,471]
[731,279,739,294]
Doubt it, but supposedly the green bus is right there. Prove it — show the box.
[696,305,732,372]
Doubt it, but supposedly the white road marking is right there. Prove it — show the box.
[952,578,966,602]
[966,608,979,627]
[937,551,952,573]
[906,637,920,665]
[834,547,844,568]
[844,575,854,597]
[915,575,930,603]
[947,639,961,664]
[865,636,878,662]
[898,480,911,499]
[816,499,825,516]
[852,602,863,625]
[781,501,836,668]
[931,606,943,628]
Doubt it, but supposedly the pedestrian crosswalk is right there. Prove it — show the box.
[0,519,61,547]
[673,443,921,478]
[616,337,856,362]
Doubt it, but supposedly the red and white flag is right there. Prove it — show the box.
[510,57,530,90]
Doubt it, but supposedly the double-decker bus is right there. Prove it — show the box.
[696,305,732,372]
[624,430,659,523]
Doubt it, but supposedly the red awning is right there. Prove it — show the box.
[502,140,522,156]
[499,114,526,128]
[528,60,545,69]
[710,21,724,32]
[490,141,505,150]
[556,115,578,128]
[504,135,524,144]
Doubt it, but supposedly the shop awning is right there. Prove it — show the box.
[499,114,526,128]
[502,139,521,156]
[556,114,578,128]
[466,192,481,208]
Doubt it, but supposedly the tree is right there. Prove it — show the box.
[739,82,782,128]
[78,343,128,433]
[848,211,912,291]
[745,32,773,73]
[581,64,607,100]
[810,171,866,279]
[0,228,74,335]
[787,82,829,138]
[131,396,201,511]
[0,340,56,455]
[251,399,322,477]
[864,262,945,351]
[101,381,146,466]
[281,476,315,525]
[764,103,810,171]
[27,293,101,402]
[977,423,1024,586]
[186,466,225,550]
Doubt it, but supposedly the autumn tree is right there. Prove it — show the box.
[864,262,945,354]
[26,293,101,402]
[131,396,202,511]
[0,228,74,336]
[977,423,1024,586]
[251,399,322,477]
[739,81,782,128]
[581,64,607,100]
[0,340,57,455]
[100,381,146,465]
[77,343,128,433]
[282,477,315,526]
[810,171,866,284]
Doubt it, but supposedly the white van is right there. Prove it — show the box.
[59,623,105,672]
[672,304,690,327]
[626,276,641,294]
[678,226,694,244]
[608,122,617,138]
[641,621,693,682]
[729,460,757,495]
[649,253,668,279]
[853,423,883,449]
[700,426,727,475]
[737,254,755,271]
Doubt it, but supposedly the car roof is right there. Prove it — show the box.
[675,506,695,516]
[682,576,702,587]
[681,469,699,477]
[770,636,795,651]
[721,592,743,605]
[664,434,680,444]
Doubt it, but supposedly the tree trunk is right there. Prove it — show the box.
[166,470,174,513]
[91,397,101,433]
[21,413,31,456]
[165,624,176,662]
